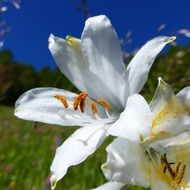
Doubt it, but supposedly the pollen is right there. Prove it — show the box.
[79,93,88,113]
[55,94,69,108]
[73,92,88,112]
[98,98,110,110]
[152,96,184,129]
[90,101,98,116]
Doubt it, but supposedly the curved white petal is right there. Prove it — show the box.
[49,34,124,112]
[108,94,152,142]
[150,132,190,163]
[150,77,175,115]
[150,78,190,140]
[49,34,87,92]
[91,182,125,190]
[125,36,176,98]
[81,15,126,109]
[102,138,150,187]
[177,86,190,106]
[50,125,108,185]
[15,88,112,126]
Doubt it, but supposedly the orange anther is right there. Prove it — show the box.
[98,98,110,110]
[90,101,98,116]
[55,95,69,108]
[73,92,88,111]
[79,93,88,113]
[73,96,80,111]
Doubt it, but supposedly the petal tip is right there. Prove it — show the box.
[49,34,55,46]
[158,77,166,86]
[157,77,172,92]
[164,36,176,43]
[49,33,55,40]
[101,163,109,174]
[50,175,57,190]
[158,76,163,82]
[14,108,18,116]
[101,163,112,180]
[85,15,109,27]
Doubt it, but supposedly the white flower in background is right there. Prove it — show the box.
[14,15,175,189]
[100,78,190,190]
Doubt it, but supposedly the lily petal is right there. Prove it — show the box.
[49,34,90,93]
[108,94,152,142]
[150,132,190,164]
[50,125,108,186]
[150,77,175,116]
[49,34,124,112]
[177,86,190,108]
[150,173,170,190]
[15,88,111,126]
[125,36,176,98]
[91,182,125,190]
[102,138,150,188]
[150,78,190,140]
[81,15,125,109]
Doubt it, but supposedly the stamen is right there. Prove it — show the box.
[145,148,158,166]
[55,95,69,108]
[79,92,88,113]
[73,96,80,110]
[161,154,175,179]
[160,153,187,188]
[174,162,181,177]
[73,92,88,111]
[177,165,186,184]
[97,98,114,118]
[90,101,98,116]
[150,148,159,162]
[98,98,110,110]
[163,165,167,173]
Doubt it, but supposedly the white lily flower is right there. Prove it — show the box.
[14,15,175,188]
[102,78,190,190]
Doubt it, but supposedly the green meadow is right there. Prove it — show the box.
[0,105,147,190]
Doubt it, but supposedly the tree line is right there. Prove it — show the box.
[1,45,190,106]
[0,50,76,105]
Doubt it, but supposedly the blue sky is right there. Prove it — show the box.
[3,0,190,70]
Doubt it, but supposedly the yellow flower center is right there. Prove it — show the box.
[147,149,189,190]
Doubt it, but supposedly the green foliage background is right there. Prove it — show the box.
[0,45,190,189]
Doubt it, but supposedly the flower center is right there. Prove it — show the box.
[54,91,113,119]
[146,148,189,189]
[161,154,186,187]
